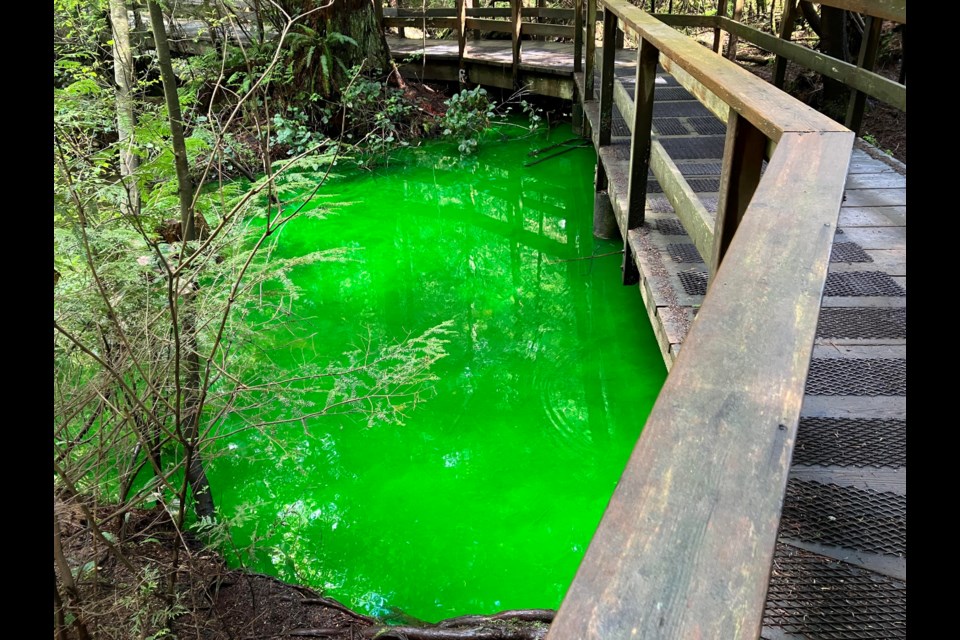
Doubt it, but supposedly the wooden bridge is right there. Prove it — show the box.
[383,1,906,638]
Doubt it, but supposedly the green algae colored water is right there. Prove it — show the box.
[208,126,667,622]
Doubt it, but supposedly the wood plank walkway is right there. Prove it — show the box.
[390,36,907,638]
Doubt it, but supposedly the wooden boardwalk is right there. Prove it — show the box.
[391,34,906,639]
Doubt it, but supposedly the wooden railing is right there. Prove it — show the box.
[547,1,855,637]
[656,0,906,134]
[381,2,608,84]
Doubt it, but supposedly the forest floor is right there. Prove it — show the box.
[55,498,552,639]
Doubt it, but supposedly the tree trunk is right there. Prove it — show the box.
[280,0,391,94]
[147,0,196,241]
[109,0,140,216]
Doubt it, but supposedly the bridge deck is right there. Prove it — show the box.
[389,36,906,639]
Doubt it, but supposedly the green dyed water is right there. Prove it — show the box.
[209,127,666,622]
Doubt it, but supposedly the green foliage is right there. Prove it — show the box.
[440,87,496,155]
[271,106,329,156]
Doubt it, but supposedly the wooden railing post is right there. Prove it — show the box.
[574,0,584,73]
[373,0,383,27]
[845,15,883,135]
[585,0,597,99]
[713,0,727,53]
[396,0,405,39]
[456,0,467,78]
[511,0,522,87]
[623,37,659,285]
[710,111,766,275]
[772,0,798,88]
[726,0,744,60]
[598,7,617,146]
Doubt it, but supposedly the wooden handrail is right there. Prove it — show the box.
[549,1,856,637]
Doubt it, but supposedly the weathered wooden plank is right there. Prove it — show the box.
[627,226,696,370]
[800,394,906,419]
[598,9,618,147]
[384,17,458,28]
[457,0,467,69]
[843,188,907,207]
[863,249,906,275]
[547,130,854,640]
[716,16,906,112]
[658,56,730,133]
[837,227,905,251]
[511,0,522,84]
[838,206,906,227]
[574,0,583,72]
[585,0,598,100]
[649,140,716,271]
[845,15,883,134]
[787,467,906,495]
[463,18,510,33]
[726,0,746,61]
[816,0,906,24]
[844,172,906,189]
[772,0,798,88]
[654,13,717,28]
[711,110,765,275]
[713,0,727,53]
[624,39,659,285]
[521,22,575,39]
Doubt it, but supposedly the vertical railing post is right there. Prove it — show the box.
[585,0,597,99]
[373,0,383,27]
[593,3,619,243]
[713,0,727,53]
[898,25,905,84]
[726,0,744,60]
[511,0,522,87]
[574,0,583,73]
[710,111,766,276]
[598,7,617,146]
[845,15,883,135]
[397,0,405,39]
[623,37,659,285]
[572,0,584,134]
[772,0,798,88]
[456,0,467,80]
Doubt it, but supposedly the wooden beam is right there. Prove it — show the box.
[623,38,659,285]
[464,17,510,33]
[726,0,745,61]
[649,140,716,265]
[773,0,798,88]
[546,130,854,640]
[456,0,467,74]
[585,0,598,100]
[717,16,906,111]
[511,0,522,86]
[711,110,766,275]
[815,0,906,24]
[713,0,727,53]
[598,8,618,147]
[655,14,717,28]
[600,0,848,140]
[521,22,576,39]
[845,15,883,134]
[384,17,458,29]
[373,0,384,26]
[574,0,583,72]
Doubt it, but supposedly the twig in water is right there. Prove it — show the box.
[546,250,623,264]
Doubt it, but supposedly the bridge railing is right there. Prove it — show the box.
[381,1,591,82]
[548,1,854,637]
[653,0,906,135]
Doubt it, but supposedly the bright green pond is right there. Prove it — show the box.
[208,126,667,622]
